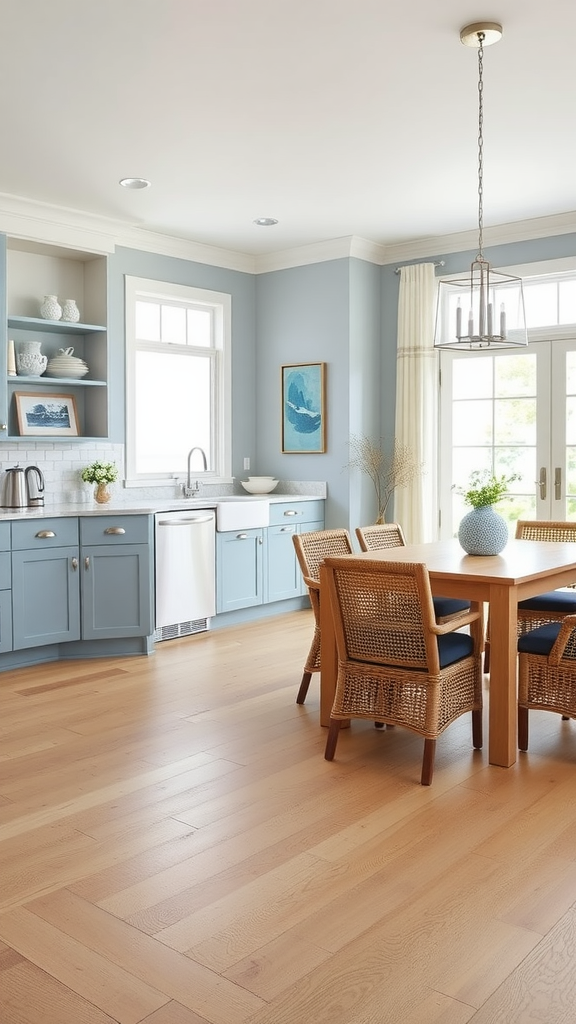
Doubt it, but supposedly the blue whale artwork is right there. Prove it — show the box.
[282,365,324,452]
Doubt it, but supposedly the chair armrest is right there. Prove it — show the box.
[430,608,481,636]
[548,614,576,666]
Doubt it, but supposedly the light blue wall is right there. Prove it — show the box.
[255,258,381,529]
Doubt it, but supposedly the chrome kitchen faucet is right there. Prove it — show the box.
[184,447,208,496]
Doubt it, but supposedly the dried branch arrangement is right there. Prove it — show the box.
[347,435,422,523]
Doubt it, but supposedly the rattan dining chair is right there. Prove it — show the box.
[517,614,576,750]
[322,556,483,785]
[484,519,576,672]
[355,522,472,624]
[292,528,354,704]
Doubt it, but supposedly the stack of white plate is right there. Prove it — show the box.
[45,352,89,379]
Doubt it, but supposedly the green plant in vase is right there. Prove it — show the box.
[456,470,519,555]
[81,461,119,504]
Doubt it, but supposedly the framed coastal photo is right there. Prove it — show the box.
[281,362,326,453]
[15,391,80,437]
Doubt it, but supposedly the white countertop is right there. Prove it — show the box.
[0,493,323,521]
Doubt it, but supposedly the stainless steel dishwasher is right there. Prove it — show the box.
[154,509,216,641]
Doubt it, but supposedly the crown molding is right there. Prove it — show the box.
[0,193,574,275]
[381,212,576,267]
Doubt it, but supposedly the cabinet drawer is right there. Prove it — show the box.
[80,514,152,546]
[0,522,10,551]
[269,500,324,526]
[11,517,78,550]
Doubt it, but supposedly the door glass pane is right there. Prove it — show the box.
[523,282,557,326]
[453,357,493,399]
[453,399,493,446]
[560,281,576,324]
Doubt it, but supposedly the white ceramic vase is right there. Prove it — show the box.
[40,294,62,320]
[61,298,80,322]
[16,340,47,377]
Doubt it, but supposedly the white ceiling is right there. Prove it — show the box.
[1,0,575,259]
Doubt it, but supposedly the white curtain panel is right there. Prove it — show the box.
[394,263,438,542]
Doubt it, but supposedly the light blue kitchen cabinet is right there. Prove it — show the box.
[0,523,12,653]
[266,500,325,602]
[216,528,265,613]
[79,516,153,639]
[11,518,81,649]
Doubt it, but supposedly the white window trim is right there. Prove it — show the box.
[124,276,232,487]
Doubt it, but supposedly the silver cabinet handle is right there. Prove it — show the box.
[0,423,6,431]
[283,510,300,516]
[36,530,56,538]
[104,527,126,535]
[72,557,78,571]
[555,467,562,500]
[236,533,248,540]
[537,467,547,499]
[280,526,295,532]
[258,536,263,544]
[84,556,90,570]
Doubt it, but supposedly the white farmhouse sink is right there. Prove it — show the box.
[216,500,269,531]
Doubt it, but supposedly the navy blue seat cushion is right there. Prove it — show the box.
[437,631,474,668]
[518,622,562,656]
[518,590,576,612]
[433,596,470,618]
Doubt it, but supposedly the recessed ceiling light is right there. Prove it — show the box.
[119,177,151,190]
[253,217,278,226]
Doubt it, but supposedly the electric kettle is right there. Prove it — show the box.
[25,465,45,507]
[2,465,27,508]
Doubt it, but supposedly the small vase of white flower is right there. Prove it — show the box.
[81,461,118,504]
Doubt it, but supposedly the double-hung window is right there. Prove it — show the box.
[125,277,231,485]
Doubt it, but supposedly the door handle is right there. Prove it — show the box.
[555,467,562,500]
[71,557,78,571]
[536,467,547,499]
[84,556,90,570]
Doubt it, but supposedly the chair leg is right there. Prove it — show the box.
[421,738,436,786]
[483,642,490,674]
[562,715,570,721]
[324,719,341,761]
[375,721,385,728]
[472,708,483,749]
[518,706,529,751]
[296,671,312,705]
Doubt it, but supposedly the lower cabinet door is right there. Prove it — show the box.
[81,544,153,639]
[217,530,264,612]
[266,523,300,602]
[12,547,81,649]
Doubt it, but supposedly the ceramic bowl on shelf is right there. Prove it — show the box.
[241,477,279,494]
[45,355,89,379]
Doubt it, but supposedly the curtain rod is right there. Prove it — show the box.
[394,260,445,274]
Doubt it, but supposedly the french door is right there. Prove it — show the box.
[439,336,576,537]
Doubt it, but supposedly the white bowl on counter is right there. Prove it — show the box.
[240,477,279,494]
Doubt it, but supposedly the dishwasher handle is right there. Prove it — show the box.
[157,515,214,527]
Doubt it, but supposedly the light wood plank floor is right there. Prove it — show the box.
[1,610,575,1024]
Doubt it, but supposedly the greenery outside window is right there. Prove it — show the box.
[125,277,231,486]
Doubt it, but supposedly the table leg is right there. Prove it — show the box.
[487,583,518,767]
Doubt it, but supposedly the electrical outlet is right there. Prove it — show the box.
[243,457,250,470]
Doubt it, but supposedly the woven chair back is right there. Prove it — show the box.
[355,522,406,552]
[515,520,576,542]
[323,557,440,673]
[292,528,353,583]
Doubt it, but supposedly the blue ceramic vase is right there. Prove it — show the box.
[458,505,508,555]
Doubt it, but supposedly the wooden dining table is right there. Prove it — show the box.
[319,538,576,767]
